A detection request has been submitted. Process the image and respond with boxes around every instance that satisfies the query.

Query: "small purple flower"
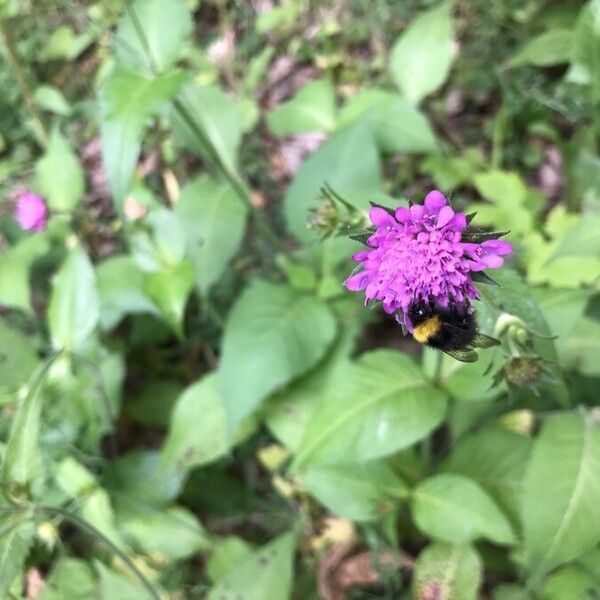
[344,190,512,329]
[14,192,47,232]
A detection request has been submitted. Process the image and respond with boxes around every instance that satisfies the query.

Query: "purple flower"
[344,190,512,329]
[14,192,47,232]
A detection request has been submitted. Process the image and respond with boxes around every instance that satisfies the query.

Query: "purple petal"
[395,206,410,222]
[369,207,395,227]
[424,190,447,212]
[344,271,369,291]
[481,239,513,255]
[437,205,455,227]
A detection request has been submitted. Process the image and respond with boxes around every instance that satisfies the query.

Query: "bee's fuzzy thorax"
[413,315,442,343]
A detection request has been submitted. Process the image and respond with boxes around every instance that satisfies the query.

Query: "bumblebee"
[408,300,499,362]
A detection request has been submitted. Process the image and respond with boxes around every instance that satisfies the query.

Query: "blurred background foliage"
[0,0,599,598]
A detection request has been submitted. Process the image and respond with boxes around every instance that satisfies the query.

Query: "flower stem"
[123,1,285,253]
[0,19,48,146]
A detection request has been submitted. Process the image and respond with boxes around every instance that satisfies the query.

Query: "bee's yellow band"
[413,315,442,343]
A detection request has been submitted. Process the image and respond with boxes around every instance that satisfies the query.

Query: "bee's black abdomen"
[425,304,477,351]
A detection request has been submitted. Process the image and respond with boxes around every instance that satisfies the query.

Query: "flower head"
[344,190,512,328]
[14,192,48,232]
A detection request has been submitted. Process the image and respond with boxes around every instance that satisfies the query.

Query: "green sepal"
[348,231,373,245]
[470,271,500,286]
[462,230,510,243]
[466,211,477,224]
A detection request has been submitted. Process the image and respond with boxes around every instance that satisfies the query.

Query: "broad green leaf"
[472,170,540,234]
[338,90,437,153]
[104,450,185,508]
[174,175,247,295]
[219,280,337,433]
[525,210,600,287]
[48,247,100,352]
[40,558,96,600]
[207,532,295,600]
[266,301,363,452]
[421,148,485,190]
[97,255,159,330]
[284,120,381,242]
[161,373,229,470]
[294,350,447,467]
[142,260,194,337]
[413,543,482,600]
[570,0,600,86]
[81,489,126,549]
[389,2,456,104]
[522,411,600,581]
[540,565,600,599]
[0,318,38,392]
[412,473,515,545]
[95,561,151,600]
[562,316,600,376]
[549,211,600,260]
[114,0,192,72]
[0,516,35,598]
[442,427,532,527]
[207,537,254,582]
[171,83,242,178]
[267,79,336,135]
[302,462,407,521]
[35,128,85,211]
[0,234,49,312]
[579,546,600,579]
[120,506,210,562]
[493,585,531,600]
[509,29,573,67]
[101,69,187,206]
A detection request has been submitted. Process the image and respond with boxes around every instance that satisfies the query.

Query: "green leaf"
[1,356,56,491]
[472,170,539,234]
[34,84,72,115]
[522,410,600,581]
[174,175,248,295]
[293,350,447,467]
[97,255,159,330]
[0,234,49,313]
[540,565,600,599]
[302,462,407,521]
[171,83,242,177]
[104,450,185,508]
[509,29,573,67]
[48,247,100,352]
[570,0,600,86]
[389,2,456,104]
[0,318,38,392]
[493,585,532,600]
[0,516,35,598]
[442,427,532,527]
[35,128,85,211]
[413,543,482,600]
[95,561,150,600]
[101,68,187,206]
[161,373,229,470]
[549,211,600,260]
[219,281,337,433]
[114,0,192,72]
[56,456,97,497]
[267,79,336,135]
[40,558,96,600]
[120,506,210,562]
[411,473,516,545]
[284,120,381,242]
[338,90,437,153]
[142,260,194,337]
[207,532,295,600]
[207,536,254,582]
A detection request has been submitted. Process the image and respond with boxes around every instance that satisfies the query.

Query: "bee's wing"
[472,333,501,348]
[442,348,479,363]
